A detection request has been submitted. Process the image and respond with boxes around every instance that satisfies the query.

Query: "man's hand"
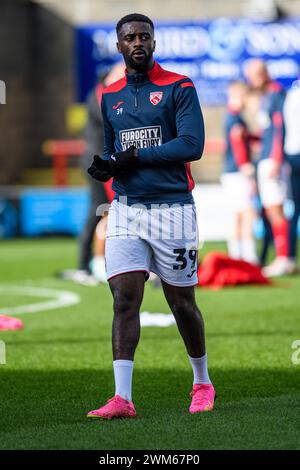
[240,162,255,178]
[88,155,111,182]
[108,145,138,177]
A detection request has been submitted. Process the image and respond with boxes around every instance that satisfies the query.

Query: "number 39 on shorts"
[173,248,198,278]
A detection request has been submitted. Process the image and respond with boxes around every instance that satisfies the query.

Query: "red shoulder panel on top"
[102,76,127,94]
[150,70,189,86]
[148,61,188,86]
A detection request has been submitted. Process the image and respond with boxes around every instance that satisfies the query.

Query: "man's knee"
[109,273,145,316]
[171,295,198,318]
[112,287,142,317]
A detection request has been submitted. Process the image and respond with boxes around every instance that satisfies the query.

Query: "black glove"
[108,145,138,177]
[88,155,111,182]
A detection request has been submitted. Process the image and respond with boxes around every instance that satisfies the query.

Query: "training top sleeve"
[138,81,205,164]
[269,92,285,164]
[101,97,116,161]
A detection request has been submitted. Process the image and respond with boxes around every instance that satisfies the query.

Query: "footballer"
[246,59,290,277]
[87,13,215,419]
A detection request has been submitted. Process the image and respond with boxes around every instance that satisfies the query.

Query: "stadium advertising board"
[75,18,300,105]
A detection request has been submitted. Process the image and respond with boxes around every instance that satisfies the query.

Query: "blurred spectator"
[284,79,300,271]
[71,63,124,285]
[221,81,258,264]
[75,75,109,285]
[245,59,291,277]
[244,88,275,265]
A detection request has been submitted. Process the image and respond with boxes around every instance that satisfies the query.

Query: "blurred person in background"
[74,73,109,285]
[221,81,258,264]
[245,59,291,277]
[284,79,300,272]
[71,64,124,285]
[244,88,274,266]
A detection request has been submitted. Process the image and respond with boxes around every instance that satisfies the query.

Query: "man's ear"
[153,39,156,52]
[116,41,121,53]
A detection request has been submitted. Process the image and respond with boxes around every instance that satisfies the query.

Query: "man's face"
[245,60,269,91]
[117,21,155,72]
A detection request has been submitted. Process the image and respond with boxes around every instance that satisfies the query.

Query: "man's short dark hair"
[116,13,154,36]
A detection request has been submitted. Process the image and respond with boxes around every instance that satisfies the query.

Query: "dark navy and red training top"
[223,109,250,173]
[100,61,205,206]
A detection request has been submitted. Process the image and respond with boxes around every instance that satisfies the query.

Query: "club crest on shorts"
[150,92,163,105]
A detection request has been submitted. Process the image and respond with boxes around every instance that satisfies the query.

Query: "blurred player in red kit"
[221,81,258,264]
[246,59,291,277]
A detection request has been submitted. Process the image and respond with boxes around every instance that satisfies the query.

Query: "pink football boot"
[87,395,136,420]
[189,384,216,413]
[0,315,24,331]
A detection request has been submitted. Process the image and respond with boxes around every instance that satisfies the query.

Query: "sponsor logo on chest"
[119,126,162,150]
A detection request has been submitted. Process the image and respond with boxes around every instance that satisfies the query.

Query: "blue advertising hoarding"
[75,17,300,106]
[20,189,89,237]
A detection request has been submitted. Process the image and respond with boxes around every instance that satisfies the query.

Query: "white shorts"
[221,172,253,213]
[257,159,289,208]
[105,200,199,287]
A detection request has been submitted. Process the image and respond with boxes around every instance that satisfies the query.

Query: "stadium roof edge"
[31,0,300,26]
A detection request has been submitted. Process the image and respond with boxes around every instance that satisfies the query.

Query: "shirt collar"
[125,61,162,85]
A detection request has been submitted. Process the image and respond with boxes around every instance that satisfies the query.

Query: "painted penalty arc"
[0,285,80,315]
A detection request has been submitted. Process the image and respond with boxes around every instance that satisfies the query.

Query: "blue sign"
[20,189,90,237]
[75,18,300,105]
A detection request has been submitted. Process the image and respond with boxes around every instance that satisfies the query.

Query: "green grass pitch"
[0,237,299,450]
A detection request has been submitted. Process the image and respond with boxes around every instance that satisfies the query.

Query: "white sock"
[188,354,211,385]
[90,256,107,282]
[241,239,258,264]
[228,239,241,259]
[113,360,134,402]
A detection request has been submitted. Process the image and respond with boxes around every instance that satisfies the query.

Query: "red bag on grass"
[197,252,270,289]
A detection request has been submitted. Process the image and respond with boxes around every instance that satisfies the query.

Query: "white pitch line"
[140,311,176,327]
[0,285,80,315]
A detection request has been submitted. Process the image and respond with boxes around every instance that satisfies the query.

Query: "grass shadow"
[0,367,299,450]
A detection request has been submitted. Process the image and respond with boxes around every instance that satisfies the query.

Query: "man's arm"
[138,81,205,164]
[269,92,285,165]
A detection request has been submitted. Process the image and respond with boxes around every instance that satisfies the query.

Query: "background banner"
[75,18,300,105]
